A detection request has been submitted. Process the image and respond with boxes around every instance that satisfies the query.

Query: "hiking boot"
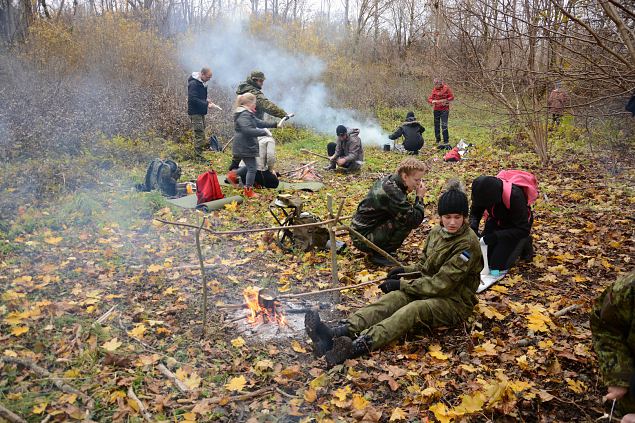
[226,171,240,187]
[243,187,259,198]
[520,237,534,261]
[305,310,350,357]
[437,143,452,150]
[325,335,373,368]
[368,253,395,267]
[323,163,336,171]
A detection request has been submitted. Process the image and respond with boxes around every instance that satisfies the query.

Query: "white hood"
[191,71,208,87]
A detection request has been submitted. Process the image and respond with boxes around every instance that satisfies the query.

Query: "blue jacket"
[188,75,208,116]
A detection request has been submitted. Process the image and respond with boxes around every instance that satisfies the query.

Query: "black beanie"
[438,180,469,217]
[336,125,347,136]
[471,176,503,208]
[406,111,415,119]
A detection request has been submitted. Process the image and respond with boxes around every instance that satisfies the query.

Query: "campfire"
[242,287,287,326]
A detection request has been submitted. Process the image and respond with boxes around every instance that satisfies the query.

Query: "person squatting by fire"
[305,179,484,367]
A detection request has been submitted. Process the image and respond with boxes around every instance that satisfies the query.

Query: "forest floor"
[1,114,634,422]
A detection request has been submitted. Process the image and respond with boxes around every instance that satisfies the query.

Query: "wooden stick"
[210,387,273,404]
[195,218,208,338]
[299,148,330,160]
[337,225,403,267]
[553,304,579,317]
[279,161,317,176]
[0,403,27,423]
[127,386,153,422]
[327,194,338,289]
[154,215,352,236]
[221,136,234,152]
[156,364,190,394]
[94,305,117,325]
[2,356,94,415]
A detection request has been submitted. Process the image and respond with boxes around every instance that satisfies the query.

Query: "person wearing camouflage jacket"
[235,71,287,120]
[591,271,635,419]
[305,180,484,367]
[351,158,427,266]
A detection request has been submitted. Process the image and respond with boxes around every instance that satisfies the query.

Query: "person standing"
[232,93,279,198]
[187,67,221,162]
[388,111,425,154]
[427,78,454,149]
[547,82,570,126]
[232,71,289,171]
[326,125,364,172]
[227,136,280,189]
[351,158,427,266]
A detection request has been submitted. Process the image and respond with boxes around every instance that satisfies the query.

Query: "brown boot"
[243,187,259,198]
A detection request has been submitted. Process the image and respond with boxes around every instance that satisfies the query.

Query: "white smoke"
[178,22,388,146]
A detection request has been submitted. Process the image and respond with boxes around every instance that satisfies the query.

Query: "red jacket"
[428,84,454,111]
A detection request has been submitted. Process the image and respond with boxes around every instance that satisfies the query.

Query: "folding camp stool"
[268,194,303,250]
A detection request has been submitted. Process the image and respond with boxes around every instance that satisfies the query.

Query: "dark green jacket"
[351,173,424,233]
[591,272,635,389]
[235,78,287,120]
[402,223,483,306]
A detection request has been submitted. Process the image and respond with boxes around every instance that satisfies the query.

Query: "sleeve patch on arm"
[459,251,471,262]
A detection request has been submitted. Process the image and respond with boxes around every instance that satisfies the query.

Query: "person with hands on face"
[351,158,428,266]
[304,179,483,368]
[591,272,635,422]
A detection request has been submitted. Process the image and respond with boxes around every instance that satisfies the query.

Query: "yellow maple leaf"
[147,264,163,273]
[351,394,369,410]
[454,391,485,414]
[59,393,77,404]
[304,388,318,403]
[474,340,497,356]
[11,326,29,336]
[182,412,197,422]
[231,337,246,348]
[45,236,63,245]
[389,407,407,421]
[184,372,202,390]
[225,375,246,392]
[32,402,48,414]
[477,304,506,320]
[565,378,586,393]
[291,340,306,353]
[224,201,239,213]
[109,390,126,403]
[309,373,328,389]
[428,402,452,423]
[428,344,449,360]
[254,359,273,372]
[102,338,122,352]
[526,310,552,333]
[332,385,351,402]
[128,324,146,338]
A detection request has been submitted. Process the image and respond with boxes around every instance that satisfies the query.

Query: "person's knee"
[327,142,337,157]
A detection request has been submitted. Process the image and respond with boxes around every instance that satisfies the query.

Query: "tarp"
[166,195,243,210]
[219,180,324,192]
[477,238,507,293]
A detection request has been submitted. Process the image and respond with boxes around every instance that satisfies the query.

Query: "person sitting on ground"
[305,180,483,367]
[227,136,280,189]
[591,271,635,423]
[388,111,425,154]
[469,175,534,274]
[351,158,427,267]
[232,93,280,198]
[230,71,289,171]
[325,125,364,171]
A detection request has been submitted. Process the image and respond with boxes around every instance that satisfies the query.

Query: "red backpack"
[443,147,461,162]
[196,170,224,204]
[496,170,538,209]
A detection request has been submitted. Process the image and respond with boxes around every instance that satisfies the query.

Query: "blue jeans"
[241,157,258,188]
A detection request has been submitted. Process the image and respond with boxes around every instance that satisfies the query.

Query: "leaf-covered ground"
[1,127,634,422]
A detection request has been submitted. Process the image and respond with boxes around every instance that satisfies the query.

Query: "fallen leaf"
[389,407,407,421]
[45,236,63,245]
[352,394,369,410]
[102,338,122,352]
[291,340,306,353]
[231,337,246,348]
[428,344,449,360]
[32,402,48,414]
[225,375,246,392]
[128,324,146,338]
[10,326,29,336]
[304,388,317,403]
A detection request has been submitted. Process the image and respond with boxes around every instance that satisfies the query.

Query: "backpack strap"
[142,159,160,191]
[499,178,512,209]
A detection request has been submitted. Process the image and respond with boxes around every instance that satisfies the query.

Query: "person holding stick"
[305,179,483,367]
[591,271,635,422]
[325,125,364,172]
[351,158,427,266]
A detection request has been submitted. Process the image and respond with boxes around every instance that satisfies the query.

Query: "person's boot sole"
[325,336,353,368]
[304,310,332,357]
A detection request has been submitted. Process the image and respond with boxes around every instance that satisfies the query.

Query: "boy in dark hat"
[388,111,425,154]
[305,179,483,367]
[325,125,364,171]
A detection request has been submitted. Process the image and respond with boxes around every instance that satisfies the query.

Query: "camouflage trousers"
[352,220,412,254]
[347,291,472,349]
[190,114,206,154]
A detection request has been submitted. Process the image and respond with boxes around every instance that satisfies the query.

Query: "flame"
[242,286,287,326]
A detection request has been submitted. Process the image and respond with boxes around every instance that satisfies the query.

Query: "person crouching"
[305,179,483,367]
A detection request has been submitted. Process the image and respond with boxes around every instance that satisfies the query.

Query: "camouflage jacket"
[235,78,287,120]
[351,173,424,232]
[591,272,635,387]
[402,223,483,305]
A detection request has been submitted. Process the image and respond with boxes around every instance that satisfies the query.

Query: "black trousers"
[235,166,279,188]
[433,110,449,144]
[483,218,533,271]
[326,142,360,171]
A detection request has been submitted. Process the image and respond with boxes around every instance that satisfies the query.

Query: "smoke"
[178,23,389,146]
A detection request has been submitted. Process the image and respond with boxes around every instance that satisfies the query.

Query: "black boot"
[369,253,394,267]
[520,237,534,261]
[325,335,373,368]
[305,310,350,357]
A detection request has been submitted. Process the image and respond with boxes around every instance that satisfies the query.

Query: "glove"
[378,279,400,294]
[277,117,286,128]
[483,233,498,246]
[263,128,272,137]
[387,267,405,279]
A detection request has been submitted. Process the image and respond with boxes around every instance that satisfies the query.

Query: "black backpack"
[209,135,221,152]
[136,159,182,196]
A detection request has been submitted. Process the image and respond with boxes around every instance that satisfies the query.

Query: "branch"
[0,403,26,423]
[156,364,190,394]
[337,225,403,267]
[127,386,153,422]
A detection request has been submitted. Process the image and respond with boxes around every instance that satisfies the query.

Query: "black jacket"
[188,75,208,116]
[389,118,425,152]
[232,108,277,158]
[469,176,532,243]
